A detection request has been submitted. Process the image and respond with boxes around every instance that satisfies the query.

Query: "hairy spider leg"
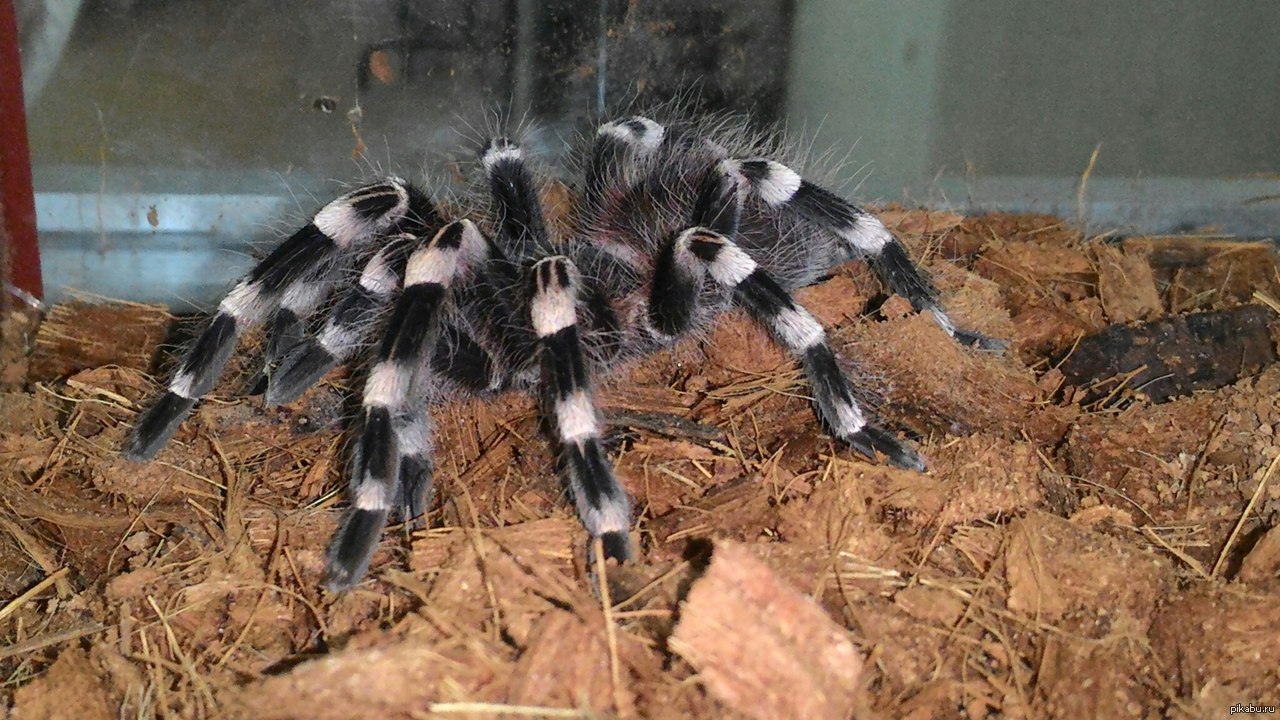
[122,179,439,461]
[485,137,635,562]
[720,158,1005,351]
[532,256,633,562]
[241,274,332,396]
[264,234,419,405]
[680,227,924,470]
[645,163,743,338]
[482,136,553,260]
[326,220,488,591]
[585,116,666,210]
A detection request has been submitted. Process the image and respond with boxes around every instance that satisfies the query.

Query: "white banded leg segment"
[728,160,922,310]
[330,222,481,590]
[800,342,921,470]
[329,394,400,592]
[377,221,483,374]
[533,257,633,561]
[404,220,486,287]
[313,178,413,247]
[566,438,633,558]
[556,390,600,444]
[728,159,890,253]
[688,230,923,470]
[719,159,801,209]
[344,360,414,584]
[685,230,757,287]
[532,257,579,337]
[125,180,434,462]
[269,277,330,352]
[244,178,418,307]
[684,230,823,354]
[246,275,336,396]
[392,409,435,523]
[480,137,523,173]
[361,361,414,409]
[266,235,421,406]
[218,280,272,325]
[323,405,437,592]
[598,116,666,154]
[235,178,420,323]
[587,116,667,206]
[353,476,391,512]
[730,158,1003,349]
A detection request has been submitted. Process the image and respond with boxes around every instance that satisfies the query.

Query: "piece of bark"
[1032,634,1157,719]
[669,540,865,720]
[1148,589,1280,700]
[648,476,779,551]
[11,648,116,720]
[506,610,636,714]
[229,640,503,720]
[1123,236,1280,310]
[1058,304,1277,404]
[28,301,171,383]
[1093,245,1162,323]
[1238,525,1280,584]
[1004,512,1173,631]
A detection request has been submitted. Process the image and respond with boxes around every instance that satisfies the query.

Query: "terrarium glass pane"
[17,0,1280,305]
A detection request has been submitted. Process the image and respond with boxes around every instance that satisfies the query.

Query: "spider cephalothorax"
[122,113,1000,591]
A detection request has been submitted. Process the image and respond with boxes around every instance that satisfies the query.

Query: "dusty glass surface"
[17,0,1280,304]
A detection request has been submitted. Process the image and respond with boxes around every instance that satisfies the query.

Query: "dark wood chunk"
[1059,304,1276,405]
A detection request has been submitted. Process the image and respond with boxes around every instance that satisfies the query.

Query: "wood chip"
[11,648,115,720]
[230,641,503,719]
[29,301,171,383]
[1238,525,1280,584]
[506,610,636,714]
[1094,245,1162,323]
[1004,512,1173,629]
[669,540,864,720]
[1058,304,1277,404]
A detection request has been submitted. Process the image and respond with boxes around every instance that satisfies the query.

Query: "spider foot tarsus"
[325,409,434,592]
[325,507,389,592]
[122,312,238,461]
[951,325,1009,352]
[600,530,633,563]
[846,425,925,472]
[122,392,199,461]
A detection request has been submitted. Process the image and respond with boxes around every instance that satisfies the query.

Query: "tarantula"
[122,113,1000,591]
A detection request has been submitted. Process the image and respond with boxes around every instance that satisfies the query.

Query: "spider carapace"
[122,113,1001,591]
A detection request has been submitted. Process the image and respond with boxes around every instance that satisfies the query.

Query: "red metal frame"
[0,0,42,306]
